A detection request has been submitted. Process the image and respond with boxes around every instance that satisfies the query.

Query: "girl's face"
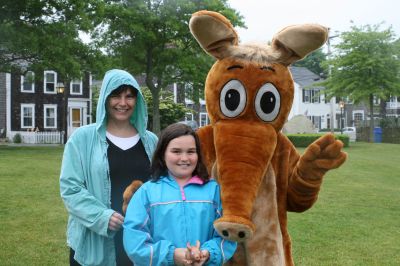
[106,89,136,124]
[164,135,198,181]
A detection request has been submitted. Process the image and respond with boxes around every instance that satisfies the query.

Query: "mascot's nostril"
[238,231,246,238]
[222,230,229,237]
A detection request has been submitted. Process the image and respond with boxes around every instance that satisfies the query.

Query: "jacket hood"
[96,69,148,137]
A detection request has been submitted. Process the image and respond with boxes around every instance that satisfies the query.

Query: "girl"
[60,69,158,266]
[123,123,237,266]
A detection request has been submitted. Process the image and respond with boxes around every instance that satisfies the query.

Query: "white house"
[289,66,342,130]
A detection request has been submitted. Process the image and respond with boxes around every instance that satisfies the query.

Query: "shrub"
[286,133,349,147]
[13,133,22,143]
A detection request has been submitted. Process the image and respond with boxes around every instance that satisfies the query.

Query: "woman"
[60,69,158,266]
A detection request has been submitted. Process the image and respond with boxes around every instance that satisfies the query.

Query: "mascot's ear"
[272,24,329,65]
[189,10,238,59]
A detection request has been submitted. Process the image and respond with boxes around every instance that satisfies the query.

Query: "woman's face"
[106,88,136,124]
[164,135,198,181]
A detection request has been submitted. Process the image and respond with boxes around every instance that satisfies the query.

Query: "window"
[302,89,310,103]
[185,112,194,121]
[199,112,209,127]
[70,79,82,95]
[389,95,397,103]
[353,111,364,126]
[302,89,321,103]
[373,96,380,105]
[311,89,321,103]
[44,104,57,128]
[21,71,35,92]
[307,115,321,130]
[21,104,35,128]
[44,71,57,93]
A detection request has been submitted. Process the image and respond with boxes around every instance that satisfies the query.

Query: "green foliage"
[12,133,22,143]
[318,23,400,141]
[93,0,244,133]
[320,23,400,103]
[379,117,400,128]
[0,0,107,78]
[141,87,190,131]
[293,48,327,76]
[91,85,101,122]
[286,133,349,147]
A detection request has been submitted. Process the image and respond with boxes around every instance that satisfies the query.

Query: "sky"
[227,0,400,44]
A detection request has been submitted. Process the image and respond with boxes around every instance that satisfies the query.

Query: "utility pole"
[327,31,339,132]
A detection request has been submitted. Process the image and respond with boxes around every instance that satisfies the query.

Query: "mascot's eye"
[255,83,281,122]
[220,80,246,118]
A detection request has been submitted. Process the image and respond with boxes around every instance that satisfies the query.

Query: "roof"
[290,66,324,88]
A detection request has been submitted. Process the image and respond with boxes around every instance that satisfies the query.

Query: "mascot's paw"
[298,133,347,180]
[122,180,143,214]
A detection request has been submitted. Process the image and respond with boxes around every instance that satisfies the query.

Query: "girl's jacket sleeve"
[201,187,237,265]
[59,134,114,238]
[123,185,176,266]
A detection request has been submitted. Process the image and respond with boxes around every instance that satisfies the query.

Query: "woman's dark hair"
[109,84,138,97]
[151,122,209,182]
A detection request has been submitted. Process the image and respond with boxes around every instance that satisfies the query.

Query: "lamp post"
[57,82,67,144]
[339,100,344,134]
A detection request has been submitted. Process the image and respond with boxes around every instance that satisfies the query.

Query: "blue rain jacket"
[123,175,237,266]
[60,69,158,266]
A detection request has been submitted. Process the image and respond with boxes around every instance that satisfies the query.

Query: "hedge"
[285,133,349,148]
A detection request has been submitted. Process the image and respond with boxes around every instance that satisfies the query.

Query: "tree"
[0,0,106,79]
[293,48,327,77]
[321,23,400,141]
[141,87,190,131]
[93,0,244,133]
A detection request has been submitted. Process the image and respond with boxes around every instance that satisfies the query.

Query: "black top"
[107,137,151,266]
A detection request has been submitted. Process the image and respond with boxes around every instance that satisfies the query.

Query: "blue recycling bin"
[373,127,382,143]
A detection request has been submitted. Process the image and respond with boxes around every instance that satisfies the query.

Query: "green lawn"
[0,143,399,265]
[289,143,400,265]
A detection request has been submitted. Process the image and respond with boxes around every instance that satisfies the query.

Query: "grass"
[289,142,400,265]
[0,145,68,266]
[0,143,399,265]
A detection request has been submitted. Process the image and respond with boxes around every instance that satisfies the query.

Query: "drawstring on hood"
[96,69,148,139]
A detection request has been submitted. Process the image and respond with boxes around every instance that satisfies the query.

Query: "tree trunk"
[369,94,374,142]
[193,84,201,124]
[177,83,185,104]
[379,97,387,118]
[151,88,160,134]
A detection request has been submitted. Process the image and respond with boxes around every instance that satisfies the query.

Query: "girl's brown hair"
[151,123,209,182]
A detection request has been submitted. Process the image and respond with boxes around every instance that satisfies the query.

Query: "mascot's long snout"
[213,120,277,242]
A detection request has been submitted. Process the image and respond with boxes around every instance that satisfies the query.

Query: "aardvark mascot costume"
[189,10,347,265]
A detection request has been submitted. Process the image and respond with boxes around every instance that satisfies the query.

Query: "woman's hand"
[108,212,124,231]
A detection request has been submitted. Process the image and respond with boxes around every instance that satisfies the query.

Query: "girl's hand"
[174,248,191,266]
[108,212,124,231]
[186,240,201,262]
[193,250,209,266]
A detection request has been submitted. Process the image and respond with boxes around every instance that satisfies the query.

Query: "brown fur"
[122,180,143,215]
[189,10,347,266]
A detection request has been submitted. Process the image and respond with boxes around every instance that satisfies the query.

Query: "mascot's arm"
[285,133,347,212]
[197,125,216,175]
[122,180,143,215]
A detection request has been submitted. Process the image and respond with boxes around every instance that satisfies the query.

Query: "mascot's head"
[190,10,328,242]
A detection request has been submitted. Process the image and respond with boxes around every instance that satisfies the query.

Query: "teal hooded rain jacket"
[60,69,158,266]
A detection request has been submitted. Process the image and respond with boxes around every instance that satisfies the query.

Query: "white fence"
[12,131,64,144]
